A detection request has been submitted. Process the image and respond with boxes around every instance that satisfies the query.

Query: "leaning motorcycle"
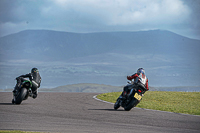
[12,80,33,105]
[114,82,147,111]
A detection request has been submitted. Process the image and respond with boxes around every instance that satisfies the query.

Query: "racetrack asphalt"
[0,92,200,133]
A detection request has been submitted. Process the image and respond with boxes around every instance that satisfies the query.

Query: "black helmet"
[31,68,38,73]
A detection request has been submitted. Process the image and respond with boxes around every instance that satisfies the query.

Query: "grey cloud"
[0,0,199,39]
[182,0,200,38]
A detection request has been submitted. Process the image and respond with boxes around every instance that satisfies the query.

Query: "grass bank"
[97,91,200,115]
[0,131,42,133]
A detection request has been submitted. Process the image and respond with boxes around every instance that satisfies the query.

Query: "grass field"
[97,91,200,115]
[0,131,42,133]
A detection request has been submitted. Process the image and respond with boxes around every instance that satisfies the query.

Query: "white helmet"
[137,68,145,75]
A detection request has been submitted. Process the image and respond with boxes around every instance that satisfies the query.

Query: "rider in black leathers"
[13,68,41,99]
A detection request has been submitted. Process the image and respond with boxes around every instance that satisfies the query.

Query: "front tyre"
[12,99,15,104]
[15,88,27,105]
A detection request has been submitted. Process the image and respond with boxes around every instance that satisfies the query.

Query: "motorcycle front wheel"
[15,88,27,105]
[114,99,120,110]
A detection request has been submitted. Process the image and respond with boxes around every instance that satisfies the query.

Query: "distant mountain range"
[1,29,199,61]
[0,29,199,91]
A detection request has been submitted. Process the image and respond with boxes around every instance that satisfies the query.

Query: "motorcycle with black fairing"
[12,79,33,105]
[114,81,147,111]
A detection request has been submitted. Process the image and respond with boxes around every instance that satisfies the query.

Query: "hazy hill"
[0,29,199,90]
[0,30,199,62]
[39,83,122,93]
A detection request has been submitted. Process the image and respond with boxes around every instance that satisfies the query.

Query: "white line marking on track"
[93,95,114,104]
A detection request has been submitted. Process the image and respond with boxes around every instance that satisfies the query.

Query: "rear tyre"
[124,98,137,111]
[15,88,27,105]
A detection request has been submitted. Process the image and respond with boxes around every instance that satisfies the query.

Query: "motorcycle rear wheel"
[15,88,27,105]
[124,98,138,111]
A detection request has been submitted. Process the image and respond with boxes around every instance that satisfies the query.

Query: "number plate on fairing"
[134,93,142,100]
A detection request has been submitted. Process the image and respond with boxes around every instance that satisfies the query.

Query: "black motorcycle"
[114,82,147,111]
[12,80,33,105]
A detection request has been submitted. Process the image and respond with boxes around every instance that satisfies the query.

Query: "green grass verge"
[97,91,200,115]
[0,131,43,133]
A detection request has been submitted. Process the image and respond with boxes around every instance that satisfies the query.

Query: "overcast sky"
[0,0,200,39]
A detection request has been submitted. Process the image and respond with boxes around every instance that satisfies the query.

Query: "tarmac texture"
[0,92,200,133]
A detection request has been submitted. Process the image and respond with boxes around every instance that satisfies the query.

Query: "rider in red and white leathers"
[127,68,149,91]
[121,68,149,97]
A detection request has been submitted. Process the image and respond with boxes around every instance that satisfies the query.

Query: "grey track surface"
[0,92,200,133]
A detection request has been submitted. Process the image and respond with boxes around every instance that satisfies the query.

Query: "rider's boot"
[32,90,38,99]
[29,90,38,99]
